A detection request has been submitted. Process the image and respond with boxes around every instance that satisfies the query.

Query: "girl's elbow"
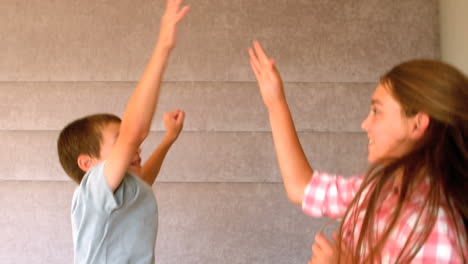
[286,190,304,205]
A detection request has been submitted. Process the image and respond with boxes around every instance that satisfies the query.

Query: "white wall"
[440,0,468,74]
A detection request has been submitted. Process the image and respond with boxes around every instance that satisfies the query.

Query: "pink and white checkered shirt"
[302,171,467,263]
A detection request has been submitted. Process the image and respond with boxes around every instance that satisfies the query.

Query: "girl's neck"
[392,166,427,194]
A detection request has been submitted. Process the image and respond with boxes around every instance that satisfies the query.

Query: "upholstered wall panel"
[0,181,326,264]
[0,131,367,182]
[0,0,438,82]
[1,82,373,132]
[0,0,439,262]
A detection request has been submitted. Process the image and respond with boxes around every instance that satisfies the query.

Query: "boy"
[56,0,189,263]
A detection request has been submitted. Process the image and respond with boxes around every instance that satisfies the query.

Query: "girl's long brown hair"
[336,59,468,263]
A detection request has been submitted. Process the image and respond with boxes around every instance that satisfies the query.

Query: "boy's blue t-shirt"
[71,162,158,264]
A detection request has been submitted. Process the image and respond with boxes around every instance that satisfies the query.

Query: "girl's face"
[361,83,416,164]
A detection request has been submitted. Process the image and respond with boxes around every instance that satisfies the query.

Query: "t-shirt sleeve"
[79,161,124,213]
[302,171,364,218]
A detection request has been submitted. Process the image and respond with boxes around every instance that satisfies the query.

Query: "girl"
[248,41,467,263]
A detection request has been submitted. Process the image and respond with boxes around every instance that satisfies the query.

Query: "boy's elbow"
[137,130,149,142]
[121,127,149,145]
[131,125,149,142]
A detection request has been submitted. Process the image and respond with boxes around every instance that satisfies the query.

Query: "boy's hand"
[163,109,185,142]
[158,0,190,50]
[248,41,286,110]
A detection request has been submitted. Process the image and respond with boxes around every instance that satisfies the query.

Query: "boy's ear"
[410,112,430,140]
[77,154,95,172]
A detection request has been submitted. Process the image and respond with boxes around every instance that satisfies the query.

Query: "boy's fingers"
[168,110,184,124]
[176,111,185,123]
[169,109,181,117]
[164,110,178,120]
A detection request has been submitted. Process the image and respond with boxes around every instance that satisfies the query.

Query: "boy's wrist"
[162,132,178,145]
[154,42,173,55]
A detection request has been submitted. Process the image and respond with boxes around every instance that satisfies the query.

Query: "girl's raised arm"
[249,41,313,204]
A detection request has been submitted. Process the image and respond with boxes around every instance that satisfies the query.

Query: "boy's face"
[97,122,142,175]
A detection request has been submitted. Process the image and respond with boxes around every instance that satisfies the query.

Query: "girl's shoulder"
[394,179,467,263]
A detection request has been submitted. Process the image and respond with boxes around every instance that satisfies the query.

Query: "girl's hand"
[158,0,190,50]
[163,109,185,142]
[309,233,338,264]
[308,233,351,264]
[248,41,286,110]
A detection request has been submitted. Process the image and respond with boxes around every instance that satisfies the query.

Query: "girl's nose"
[361,115,369,132]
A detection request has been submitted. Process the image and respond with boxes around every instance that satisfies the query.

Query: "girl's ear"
[77,154,96,172]
[410,112,430,140]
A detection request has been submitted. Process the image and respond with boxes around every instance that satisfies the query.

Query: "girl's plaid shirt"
[302,171,467,263]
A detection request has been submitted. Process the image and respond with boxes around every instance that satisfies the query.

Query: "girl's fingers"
[312,242,322,254]
[314,233,334,250]
[253,41,270,66]
[269,58,275,66]
[248,47,257,62]
[166,0,180,12]
[249,49,262,78]
[250,59,261,80]
[248,48,262,71]
[175,5,190,22]
[332,232,338,243]
[249,48,263,78]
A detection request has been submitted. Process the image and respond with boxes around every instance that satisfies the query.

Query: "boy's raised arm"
[140,109,185,185]
[105,0,189,192]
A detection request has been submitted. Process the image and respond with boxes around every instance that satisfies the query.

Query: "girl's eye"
[371,107,379,115]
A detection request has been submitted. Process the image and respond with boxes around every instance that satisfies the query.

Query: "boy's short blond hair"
[57,114,121,184]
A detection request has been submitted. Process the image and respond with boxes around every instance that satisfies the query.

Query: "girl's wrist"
[267,98,289,114]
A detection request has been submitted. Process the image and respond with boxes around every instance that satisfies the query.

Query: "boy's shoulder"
[73,162,153,213]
